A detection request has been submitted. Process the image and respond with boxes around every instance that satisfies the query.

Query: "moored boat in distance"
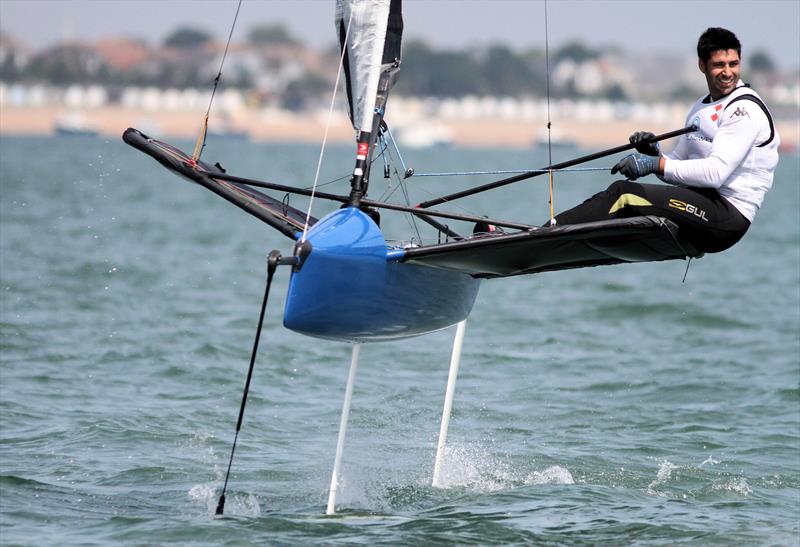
[206,116,249,140]
[53,112,99,136]
[392,122,453,148]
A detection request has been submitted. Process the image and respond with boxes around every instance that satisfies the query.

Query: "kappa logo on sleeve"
[732,106,750,118]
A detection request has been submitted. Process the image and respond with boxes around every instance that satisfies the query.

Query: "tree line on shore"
[0,23,781,108]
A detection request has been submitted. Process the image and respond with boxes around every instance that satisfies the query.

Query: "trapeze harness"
[554,83,779,253]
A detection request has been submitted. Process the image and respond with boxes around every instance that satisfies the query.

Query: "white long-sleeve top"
[662,82,780,222]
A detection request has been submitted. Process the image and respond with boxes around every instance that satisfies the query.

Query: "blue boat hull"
[284,208,481,343]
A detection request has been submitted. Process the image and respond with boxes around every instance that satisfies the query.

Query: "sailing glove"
[611,153,659,180]
[630,131,660,156]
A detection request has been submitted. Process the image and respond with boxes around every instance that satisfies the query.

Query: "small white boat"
[392,122,453,148]
[206,117,249,140]
[54,113,99,136]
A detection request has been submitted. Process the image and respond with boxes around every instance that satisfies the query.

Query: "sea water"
[1,135,798,545]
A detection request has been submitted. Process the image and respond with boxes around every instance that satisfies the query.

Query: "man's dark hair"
[697,28,741,62]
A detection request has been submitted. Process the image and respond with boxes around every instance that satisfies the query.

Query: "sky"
[1,0,799,70]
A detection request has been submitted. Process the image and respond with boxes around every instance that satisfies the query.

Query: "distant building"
[94,38,150,72]
[0,34,31,80]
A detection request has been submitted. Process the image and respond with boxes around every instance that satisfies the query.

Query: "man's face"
[699,49,741,100]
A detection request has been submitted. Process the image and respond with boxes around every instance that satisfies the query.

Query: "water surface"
[1,135,798,545]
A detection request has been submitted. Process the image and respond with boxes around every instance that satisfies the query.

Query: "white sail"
[336,0,393,133]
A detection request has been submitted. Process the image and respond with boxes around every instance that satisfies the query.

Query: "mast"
[336,0,403,207]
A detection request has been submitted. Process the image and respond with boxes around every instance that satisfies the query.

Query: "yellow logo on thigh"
[669,199,708,221]
[608,194,653,214]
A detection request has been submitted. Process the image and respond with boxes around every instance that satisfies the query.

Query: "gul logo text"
[669,199,709,221]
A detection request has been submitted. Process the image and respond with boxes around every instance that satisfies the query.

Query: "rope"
[682,257,693,283]
[548,169,556,224]
[370,133,420,241]
[384,125,410,176]
[544,0,556,225]
[409,167,610,177]
[378,141,457,206]
[301,8,354,241]
[192,0,243,162]
[380,132,423,243]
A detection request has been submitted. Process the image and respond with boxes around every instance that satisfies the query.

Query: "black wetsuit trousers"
[552,180,750,253]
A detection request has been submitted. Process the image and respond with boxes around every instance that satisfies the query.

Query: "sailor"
[553,27,780,253]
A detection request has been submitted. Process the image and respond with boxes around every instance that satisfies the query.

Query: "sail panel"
[336,0,392,132]
[382,0,403,65]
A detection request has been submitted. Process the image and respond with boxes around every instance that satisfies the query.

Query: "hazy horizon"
[1,0,799,71]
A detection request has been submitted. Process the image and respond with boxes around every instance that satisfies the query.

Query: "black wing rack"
[403,216,702,279]
[123,128,313,239]
[123,128,702,278]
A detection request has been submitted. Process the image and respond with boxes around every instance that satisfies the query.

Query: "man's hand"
[611,153,659,180]
[630,131,660,156]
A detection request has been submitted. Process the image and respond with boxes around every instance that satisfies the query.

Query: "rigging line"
[544,0,556,225]
[384,142,464,244]
[375,138,395,202]
[384,125,410,176]
[208,171,537,230]
[302,152,389,192]
[378,143,392,199]
[374,137,406,203]
[382,137,423,243]
[380,125,464,240]
[301,8,354,242]
[682,257,693,283]
[544,0,553,168]
[410,167,611,177]
[382,167,489,223]
[192,0,243,162]
[383,128,487,237]
[399,196,425,245]
[390,163,496,219]
[370,129,472,214]
[301,173,350,191]
[370,133,411,204]
[361,136,401,202]
[376,135,466,242]
[373,134,418,234]
[379,127,465,241]
[548,168,555,223]
[378,143,482,221]
[415,124,697,208]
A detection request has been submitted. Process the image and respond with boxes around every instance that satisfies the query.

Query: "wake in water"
[433,441,574,491]
[188,484,261,517]
[646,457,753,498]
[286,439,579,515]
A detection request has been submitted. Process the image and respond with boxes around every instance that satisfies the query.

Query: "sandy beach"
[1,105,797,151]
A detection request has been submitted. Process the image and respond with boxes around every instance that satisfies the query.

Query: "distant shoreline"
[1,105,797,151]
